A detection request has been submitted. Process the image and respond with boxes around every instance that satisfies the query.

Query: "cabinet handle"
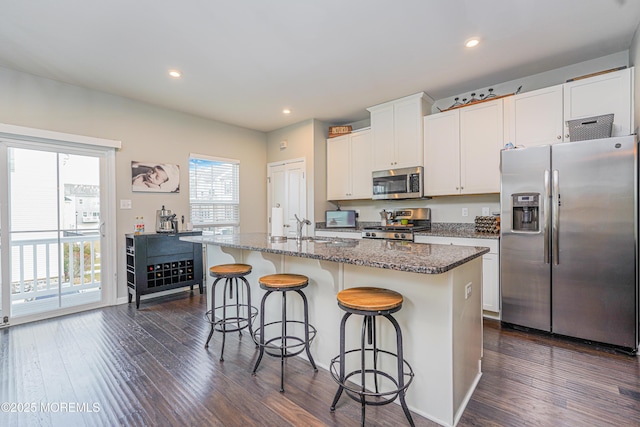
[565,134,570,139]
[557,135,561,140]
[456,187,459,190]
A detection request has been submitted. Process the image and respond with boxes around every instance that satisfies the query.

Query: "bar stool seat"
[204,263,258,361]
[209,263,252,277]
[330,286,415,426]
[252,273,317,392]
[336,286,404,312]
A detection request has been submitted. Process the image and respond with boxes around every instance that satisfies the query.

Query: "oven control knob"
[371,232,376,237]
[400,233,406,239]
[394,233,400,239]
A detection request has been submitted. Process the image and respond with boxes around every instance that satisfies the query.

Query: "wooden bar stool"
[329,287,415,426]
[252,273,317,392]
[204,263,258,361]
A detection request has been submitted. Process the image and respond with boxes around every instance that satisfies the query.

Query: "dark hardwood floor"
[1,291,639,426]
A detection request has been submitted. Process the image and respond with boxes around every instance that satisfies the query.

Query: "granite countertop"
[416,223,499,240]
[181,232,489,274]
[316,222,500,240]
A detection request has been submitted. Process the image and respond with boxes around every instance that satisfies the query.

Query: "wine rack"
[126,231,203,308]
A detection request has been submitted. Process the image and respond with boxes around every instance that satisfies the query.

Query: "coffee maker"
[156,205,178,233]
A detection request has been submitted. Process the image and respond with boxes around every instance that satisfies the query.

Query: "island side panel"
[451,257,483,425]
[343,257,482,427]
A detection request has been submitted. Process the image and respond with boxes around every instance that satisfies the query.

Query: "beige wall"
[0,66,268,300]
[266,118,332,224]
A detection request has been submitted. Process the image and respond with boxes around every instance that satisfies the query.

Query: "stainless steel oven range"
[361,208,431,241]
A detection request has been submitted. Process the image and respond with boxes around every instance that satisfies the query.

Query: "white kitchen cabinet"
[564,67,633,139]
[424,98,505,196]
[509,68,634,146]
[326,128,372,200]
[460,99,505,194]
[508,84,564,147]
[367,92,432,170]
[414,235,500,317]
[423,110,460,195]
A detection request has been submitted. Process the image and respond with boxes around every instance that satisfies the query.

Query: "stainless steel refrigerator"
[500,135,638,351]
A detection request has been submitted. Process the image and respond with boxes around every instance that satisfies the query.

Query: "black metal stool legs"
[297,289,318,372]
[252,286,317,393]
[329,310,415,427]
[204,276,223,350]
[205,273,256,361]
[385,313,414,427]
[251,289,270,378]
[330,311,351,410]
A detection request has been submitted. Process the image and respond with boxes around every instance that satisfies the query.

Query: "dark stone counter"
[181,232,489,274]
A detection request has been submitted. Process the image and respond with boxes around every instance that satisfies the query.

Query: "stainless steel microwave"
[372,166,424,200]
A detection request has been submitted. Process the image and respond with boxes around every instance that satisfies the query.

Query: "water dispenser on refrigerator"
[511,193,540,232]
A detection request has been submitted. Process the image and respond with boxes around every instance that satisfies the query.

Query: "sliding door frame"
[0,124,120,327]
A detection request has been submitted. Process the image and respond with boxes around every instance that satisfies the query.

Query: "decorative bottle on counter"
[134,216,145,234]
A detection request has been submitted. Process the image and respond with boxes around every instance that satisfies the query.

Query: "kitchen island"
[181,233,489,427]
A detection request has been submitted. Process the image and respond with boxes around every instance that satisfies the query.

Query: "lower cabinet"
[414,235,500,317]
[126,231,203,308]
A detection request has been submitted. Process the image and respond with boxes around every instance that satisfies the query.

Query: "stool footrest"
[204,304,258,332]
[329,348,414,404]
[252,320,317,357]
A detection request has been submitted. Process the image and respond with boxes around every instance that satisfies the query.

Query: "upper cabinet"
[564,67,633,139]
[509,67,633,147]
[326,128,372,200]
[424,98,506,196]
[423,110,460,195]
[367,92,433,171]
[508,84,564,146]
[460,99,506,194]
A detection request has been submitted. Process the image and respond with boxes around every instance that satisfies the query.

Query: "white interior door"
[267,159,307,237]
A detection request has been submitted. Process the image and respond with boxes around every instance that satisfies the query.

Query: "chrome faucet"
[294,214,311,240]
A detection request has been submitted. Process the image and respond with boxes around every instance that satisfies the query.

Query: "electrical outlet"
[482,207,490,216]
[462,208,468,217]
[465,283,472,299]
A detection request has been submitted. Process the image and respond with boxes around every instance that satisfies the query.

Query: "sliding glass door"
[0,136,114,325]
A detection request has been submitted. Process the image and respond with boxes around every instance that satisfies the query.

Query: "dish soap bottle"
[134,216,145,234]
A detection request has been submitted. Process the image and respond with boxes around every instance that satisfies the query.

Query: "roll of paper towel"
[271,207,284,237]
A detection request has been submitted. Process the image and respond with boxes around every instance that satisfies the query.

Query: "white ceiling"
[1,0,639,133]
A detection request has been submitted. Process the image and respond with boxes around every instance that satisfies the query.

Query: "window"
[189,154,240,234]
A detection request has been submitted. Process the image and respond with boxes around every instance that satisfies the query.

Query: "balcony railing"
[8,233,101,316]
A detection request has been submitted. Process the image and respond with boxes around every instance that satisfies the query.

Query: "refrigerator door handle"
[544,170,550,264]
[552,169,560,265]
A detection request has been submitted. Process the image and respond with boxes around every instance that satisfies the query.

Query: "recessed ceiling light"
[465,38,480,48]
[168,69,182,78]
[282,108,291,115]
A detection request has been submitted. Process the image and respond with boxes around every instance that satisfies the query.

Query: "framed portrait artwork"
[131,161,180,193]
